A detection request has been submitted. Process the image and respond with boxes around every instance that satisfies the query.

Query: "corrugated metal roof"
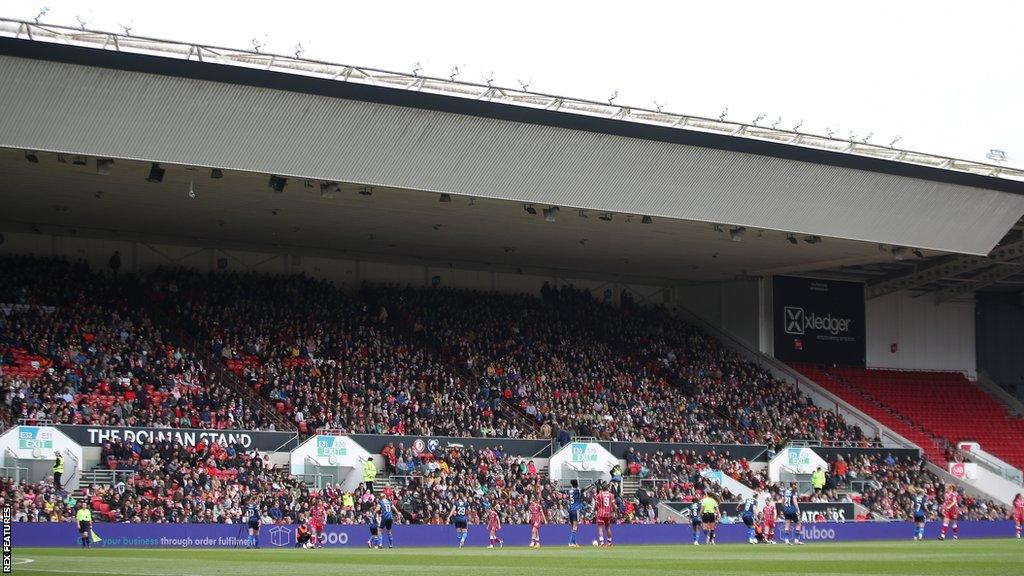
[1,53,1022,256]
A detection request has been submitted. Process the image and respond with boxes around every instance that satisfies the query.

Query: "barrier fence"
[10,521,1016,548]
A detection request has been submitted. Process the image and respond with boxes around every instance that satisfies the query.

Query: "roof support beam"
[933,257,1024,303]
[866,239,1024,299]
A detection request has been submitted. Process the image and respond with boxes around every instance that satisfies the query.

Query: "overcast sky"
[5,0,1022,168]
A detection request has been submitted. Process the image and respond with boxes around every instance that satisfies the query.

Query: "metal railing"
[79,469,136,487]
[0,466,29,483]
[790,438,886,449]
[1,18,1020,183]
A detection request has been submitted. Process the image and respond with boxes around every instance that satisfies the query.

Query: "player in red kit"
[939,484,960,540]
[487,505,503,548]
[310,499,327,548]
[528,500,546,548]
[762,499,777,544]
[1012,493,1023,539]
[594,482,615,547]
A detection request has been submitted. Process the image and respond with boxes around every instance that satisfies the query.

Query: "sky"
[4,0,1022,168]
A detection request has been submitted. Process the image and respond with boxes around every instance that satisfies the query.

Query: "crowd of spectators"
[832,453,1008,521]
[368,282,868,448]
[0,256,265,429]
[146,270,526,438]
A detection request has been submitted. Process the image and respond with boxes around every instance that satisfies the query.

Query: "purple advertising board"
[10,521,1017,548]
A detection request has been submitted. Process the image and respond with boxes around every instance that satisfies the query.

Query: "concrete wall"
[866,291,976,377]
[674,279,760,350]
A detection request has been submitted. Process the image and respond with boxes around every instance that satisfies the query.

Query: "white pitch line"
[12,558,35,565]
[17,568,197,576]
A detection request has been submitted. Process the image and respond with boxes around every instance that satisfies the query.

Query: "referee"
[52,451,64,491]
[76,502,93,548]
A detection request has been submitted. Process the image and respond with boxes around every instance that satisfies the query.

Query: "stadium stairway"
[136,284,294,432]
[376,308,542,437]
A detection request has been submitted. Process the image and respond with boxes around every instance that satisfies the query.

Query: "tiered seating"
[791,364,947,464]
[145,270,528,439]
[0,256,267,430]
[793,364,1024,469]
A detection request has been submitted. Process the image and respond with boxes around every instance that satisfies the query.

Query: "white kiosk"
[0,425,84,491]
[549,441,618,486]
[289,432,371,491]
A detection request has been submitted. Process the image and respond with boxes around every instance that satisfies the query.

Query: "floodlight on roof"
[786,233,797,245]
[803,235,821,244]
[986,149,1008,163]
[439,193,452,203]
[210,168,223,179]
[729,227,746,242]
[96,158,114,175]
[641,216,653,224]
[524,204,537,215]
[24,150,38,163]
[598,213,613,222]
[542,206,559,222]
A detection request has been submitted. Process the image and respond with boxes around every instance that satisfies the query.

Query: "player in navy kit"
[782,483,802,545]
[912,488,929,541]
[245,498,261,549]
[739,496,757,544]
[379,495,397,548]
[447,497,470,548]
[566,479,584,547]
[689,500,702,545]
[367,512,381,549]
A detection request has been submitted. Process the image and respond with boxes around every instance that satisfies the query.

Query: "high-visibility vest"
[53,457,64,475]
[76,508,92,522]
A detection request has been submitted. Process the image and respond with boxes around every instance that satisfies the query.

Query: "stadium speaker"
[439,193,452,203]
[96,158,115,175]
[786,233,798,245]
[268,175,287,193]
[71,155,88,166]
[729,227,746,242]
[210,168,224,179]
[24,150,38,163]
[542,206,559,222]
[320,182,339,198]
[641,215,653,224]
[524,204,537,215]
[146,163,165,183]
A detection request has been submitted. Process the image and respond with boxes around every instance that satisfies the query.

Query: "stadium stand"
[0,256,271,430]
[0,257,1011,525]
[792,364,1024,470]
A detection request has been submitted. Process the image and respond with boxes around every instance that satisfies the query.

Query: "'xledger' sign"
[773,276,865,365]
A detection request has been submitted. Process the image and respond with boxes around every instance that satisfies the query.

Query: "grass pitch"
[13,540,1024,576]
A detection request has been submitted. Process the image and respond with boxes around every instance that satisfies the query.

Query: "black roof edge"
[2,36,1022,196]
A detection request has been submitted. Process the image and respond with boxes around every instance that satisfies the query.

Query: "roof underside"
[1,150,941,285]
